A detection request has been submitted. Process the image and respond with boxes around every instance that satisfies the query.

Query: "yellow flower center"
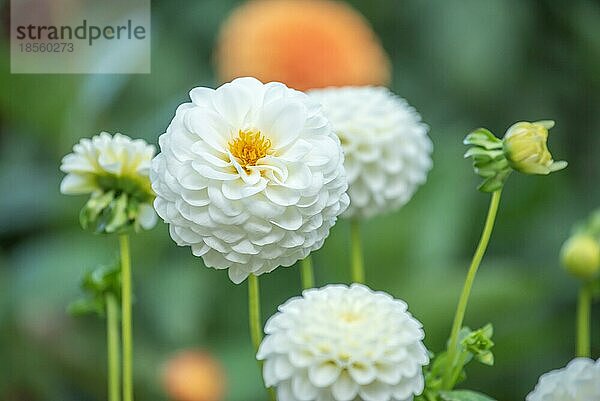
[339,311,362,323]
[228,130,272,169]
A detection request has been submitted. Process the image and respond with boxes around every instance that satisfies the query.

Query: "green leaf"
[464,147,503,160]
[80,191,115,230]
[69,262,121,318]
[68,298,104,317]
[105,193,129,233]
[477,178,504,193]
[82,263,121,296]
[463,128,503,150]
[439,390,497,401]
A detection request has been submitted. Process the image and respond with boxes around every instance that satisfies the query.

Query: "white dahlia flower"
[308,87,432,219]
[60,132,157,232]
[257,284,429,401]
[526,358,600,401]
[151,77,349,283]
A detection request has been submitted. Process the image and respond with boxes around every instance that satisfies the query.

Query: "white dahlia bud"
[60,132,157,233]
[526,358,600,401]
[151,77,349,283]
[257,284,429,401]
[308,87,432,219]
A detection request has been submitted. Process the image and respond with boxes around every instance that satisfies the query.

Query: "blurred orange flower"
[162,350,226,401]
[215,0,391,91]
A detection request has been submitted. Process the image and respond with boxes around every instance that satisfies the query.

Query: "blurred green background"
[1,0,599,400]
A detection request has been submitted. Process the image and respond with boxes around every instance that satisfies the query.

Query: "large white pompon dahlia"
[308,87,432,219]
[257,284,429,401]
[151,77,349,284]
[526,358,600,401]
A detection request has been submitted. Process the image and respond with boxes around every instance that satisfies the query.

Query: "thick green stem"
[576,282,592,358]
[105,293,121,401]
[300,256,315,289]
[248,275,276,401]
[350,220,365,284]
[119,234,133,401]
[442,190,502,389]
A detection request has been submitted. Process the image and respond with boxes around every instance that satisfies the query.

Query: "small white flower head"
[60,132,157,233]
[151,77,349,283]
[308,86,432,219]
[526,358,600,401]
[257,284,429,401]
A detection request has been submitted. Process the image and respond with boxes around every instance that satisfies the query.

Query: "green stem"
[248,274,262,353]
[119,234,133,401]
[106,293,121,401]
[248,275,276,401]
[442,190,502,389]
[300,256,315,289]
[576,282,592,358]
[350,220,365,284]
[448,350,468,389]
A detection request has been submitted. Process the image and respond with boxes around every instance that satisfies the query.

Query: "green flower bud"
[502,121,567,175]
[461,324,495,366]
[560,234,600,280]
[464,128,512,192]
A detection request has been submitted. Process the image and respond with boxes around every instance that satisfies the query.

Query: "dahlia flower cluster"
[60,57,575,401]
[57,2,580,401]
[61,74,434,401]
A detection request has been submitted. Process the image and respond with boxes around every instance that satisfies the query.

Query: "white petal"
[191,161,238,181]
[292,373,319,401]
[265,185,301,207]
[212,79,257,128]
[275,356,295,381]
[185,108,231,152]
[270,207,303,231]
[280,139,313,162]
[222,179,267,200]
[360,380,391,401]
[260,96,307,150]
[262,358,277,387]
[227,265,249,284]
[60,173,96,194]
[375,363,401,385]
[138,203,158,229]
[348,361,377,385]
[309,362,341,388]
[189,87,215,106]
[277,381,296,401]
[331,371,359,401]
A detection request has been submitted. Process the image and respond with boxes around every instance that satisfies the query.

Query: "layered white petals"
[308,87,432,219]
[60,132,155,184]
[526,358,600,401]
[59,132,157,229]
[257,284,429,401]
[151,77,349,283]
